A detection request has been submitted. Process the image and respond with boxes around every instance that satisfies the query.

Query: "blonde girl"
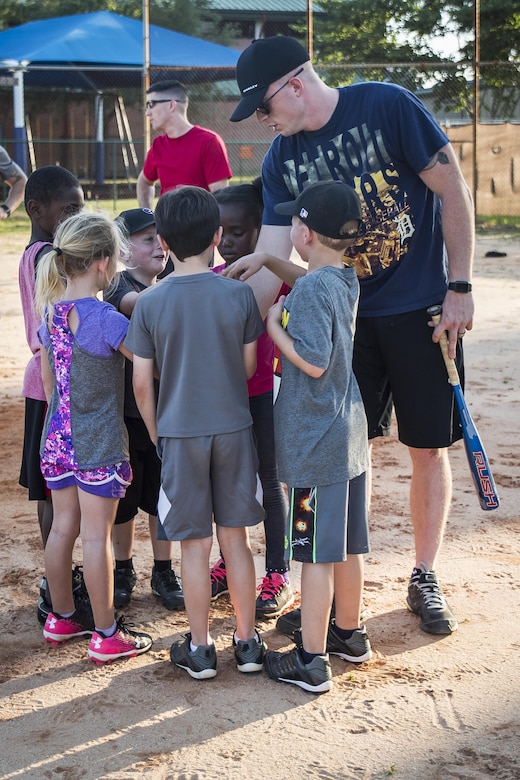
[36,211,152,664]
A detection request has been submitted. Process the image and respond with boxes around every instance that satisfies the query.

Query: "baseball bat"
[428,304,499,510]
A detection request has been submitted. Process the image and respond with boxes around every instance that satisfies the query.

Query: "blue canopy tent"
[0,11,240,176]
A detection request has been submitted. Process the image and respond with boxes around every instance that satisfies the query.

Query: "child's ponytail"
[35,248,66,326]
[35,211,127,327]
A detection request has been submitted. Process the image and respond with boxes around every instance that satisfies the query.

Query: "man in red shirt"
[137,80,232,207]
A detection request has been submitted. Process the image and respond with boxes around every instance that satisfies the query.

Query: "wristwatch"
[448,281,472,293]
[1,204,10,217]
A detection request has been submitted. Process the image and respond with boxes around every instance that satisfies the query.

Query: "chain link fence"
[1,60,519,221]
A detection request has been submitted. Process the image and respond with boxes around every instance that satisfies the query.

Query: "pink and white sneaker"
[43,611,92,646]
[88,618,153,665]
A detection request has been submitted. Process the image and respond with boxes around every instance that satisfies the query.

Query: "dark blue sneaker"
[151,567,184,610]
[114,567,137,608]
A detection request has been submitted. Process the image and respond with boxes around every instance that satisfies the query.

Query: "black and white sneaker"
[264,646,332,694]
[37,566,93,627]
[275,599,368,638]
[170,633,217,680]
[233,630,267,673]
[407,568,458,635]
[326,622,372,663]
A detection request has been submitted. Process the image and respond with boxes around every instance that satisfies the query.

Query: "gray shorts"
[286,472,369,563]
[156,427,266,541]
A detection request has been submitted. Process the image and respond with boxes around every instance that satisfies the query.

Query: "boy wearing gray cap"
[105,208,184,612]
[263,181,370,694]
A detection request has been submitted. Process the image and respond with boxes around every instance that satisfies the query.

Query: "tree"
[309,0,448,91]
[311,0,520,118]
[0,0,229,41]
[405,0,520,117]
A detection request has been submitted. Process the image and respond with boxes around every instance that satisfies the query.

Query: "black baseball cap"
[116,208,155,235]
[274,182,362,239]
[230,36,310,122]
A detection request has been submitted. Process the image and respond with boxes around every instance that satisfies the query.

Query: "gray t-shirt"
[0,145,22,181]
[274,266,369,487]
[125,272,264,437]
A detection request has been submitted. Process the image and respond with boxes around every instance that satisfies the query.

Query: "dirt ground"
[0,227,519,780]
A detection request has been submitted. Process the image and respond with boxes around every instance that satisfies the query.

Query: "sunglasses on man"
[255,68,304,116]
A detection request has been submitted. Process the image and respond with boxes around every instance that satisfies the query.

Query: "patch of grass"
[0,197,141,240]
[476,215,520,235]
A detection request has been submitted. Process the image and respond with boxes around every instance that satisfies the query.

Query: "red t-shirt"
[143,126,232,193]
[213,262,290,397]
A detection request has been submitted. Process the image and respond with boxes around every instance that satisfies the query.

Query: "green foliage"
[399,0,520,64]
[0,0,229,42]
[1,0,519,118]
[312,0,519,66]
[2,0,519,66]
[0,0,125,28]
[309,0,520,115]
[313,0,419,64]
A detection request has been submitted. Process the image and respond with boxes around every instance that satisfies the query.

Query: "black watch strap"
[1,204,11,217]
[448,281,472,293]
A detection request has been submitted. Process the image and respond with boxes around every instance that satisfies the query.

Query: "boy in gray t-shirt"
[263,181,370,694]
[125,186,267,680]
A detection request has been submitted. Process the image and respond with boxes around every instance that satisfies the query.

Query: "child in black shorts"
[105,208,184,611]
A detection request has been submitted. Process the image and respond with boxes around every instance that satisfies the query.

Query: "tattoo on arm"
[424,151,450,170]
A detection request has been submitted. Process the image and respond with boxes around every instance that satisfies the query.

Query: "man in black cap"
[228,36,475,639]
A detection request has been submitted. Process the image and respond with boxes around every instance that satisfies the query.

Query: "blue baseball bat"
[428,305,499,511]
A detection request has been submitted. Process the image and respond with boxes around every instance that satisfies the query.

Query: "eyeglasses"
[255,67,304,116]
[145,99,177,109]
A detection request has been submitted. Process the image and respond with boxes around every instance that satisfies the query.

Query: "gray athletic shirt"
[125,272,264,437]
[0,145,21,181]
[274,266,369,487]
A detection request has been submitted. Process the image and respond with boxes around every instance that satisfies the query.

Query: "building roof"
[0,11,239,89]
[207,0,324,20]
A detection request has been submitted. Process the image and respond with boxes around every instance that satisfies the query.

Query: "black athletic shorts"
[114,416,161,524]
[353,306,464,449]
[19,397,48,501]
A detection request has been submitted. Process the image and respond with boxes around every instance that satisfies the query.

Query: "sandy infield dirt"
[0,227,519,780]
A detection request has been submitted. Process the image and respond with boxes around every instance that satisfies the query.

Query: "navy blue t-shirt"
[262,82,450,317]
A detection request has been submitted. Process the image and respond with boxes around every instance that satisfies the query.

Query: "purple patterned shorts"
[44,461,133,498]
